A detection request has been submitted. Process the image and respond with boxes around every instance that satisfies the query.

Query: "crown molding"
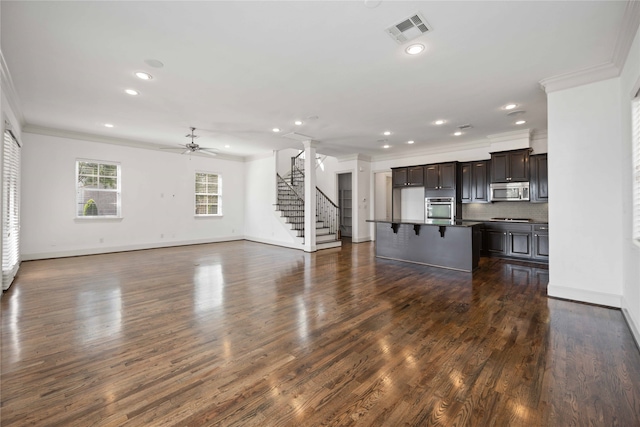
[23,124,244,162]
[540,0,640,94]
[612,0,640,71]
[370,138,491,163]
[487,129,531,144]
[0,49,25,127]
[539,62,620,93]
[335,153,372,162]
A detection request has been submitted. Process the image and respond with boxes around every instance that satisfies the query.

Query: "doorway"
[338,173,352,237]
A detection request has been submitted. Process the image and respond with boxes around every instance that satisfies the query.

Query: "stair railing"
[291,151,304,186]
[276,173,305,236]
[316,187,339,237]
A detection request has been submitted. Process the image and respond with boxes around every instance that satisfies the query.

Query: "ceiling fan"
[161,127,218,156]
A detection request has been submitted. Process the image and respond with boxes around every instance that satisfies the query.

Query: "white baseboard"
[621,304,640,351]
[21,236,244,260]
[547,282,621,308]
[351,236,372,243]
[244,236,304,251]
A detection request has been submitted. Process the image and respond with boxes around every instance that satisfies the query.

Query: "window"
[2,129,20,290]
[76,160,121,217]
[633,94,640,245]
[195,172,221,216]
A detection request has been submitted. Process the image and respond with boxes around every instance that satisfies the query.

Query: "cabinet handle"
[535,234,538,237]
[504,233,507,236]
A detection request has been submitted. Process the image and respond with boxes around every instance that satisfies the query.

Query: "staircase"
[275,156,341,250]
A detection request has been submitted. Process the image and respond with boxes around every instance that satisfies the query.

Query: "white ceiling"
[0,1,633,159]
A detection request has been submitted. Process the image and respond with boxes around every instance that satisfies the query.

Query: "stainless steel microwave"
[490,182,530,202]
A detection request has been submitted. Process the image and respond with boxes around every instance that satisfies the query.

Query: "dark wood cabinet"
[530,154,548,203]
[392,166,424,187]
[424,162,456,190]
[482,222,547,263]
[486,228,507,255]
[533,224,549,260]
[507,230,532,258]
[491,149,530,183]
[461,160,490,203]
[392,168,407,187]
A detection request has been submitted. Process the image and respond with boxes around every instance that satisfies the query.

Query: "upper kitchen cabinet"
[490,149,531,183]
[530,154,548,203]
[392,166,424,187]
[461,160,490,203]
[424,162,456,190]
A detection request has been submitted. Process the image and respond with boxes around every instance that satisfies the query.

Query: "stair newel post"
[303,140,318,252]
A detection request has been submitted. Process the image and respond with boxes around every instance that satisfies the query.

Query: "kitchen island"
[368,219,483,272]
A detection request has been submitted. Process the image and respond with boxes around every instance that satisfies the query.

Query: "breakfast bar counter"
[367,219,483,272]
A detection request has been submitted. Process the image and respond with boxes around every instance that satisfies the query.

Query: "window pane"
[100,164,118,177]
[79,162,98,176]
[99,177,117,189]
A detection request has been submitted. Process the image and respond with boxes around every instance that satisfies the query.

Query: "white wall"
[620,25,640,341]
[243,153,300,248]
[21,132,245,259]
[547,78,624,307]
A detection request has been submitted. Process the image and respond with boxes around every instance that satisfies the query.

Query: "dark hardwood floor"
[2,240,640,426]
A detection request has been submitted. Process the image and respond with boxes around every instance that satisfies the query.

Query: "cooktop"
[490,218,532,223]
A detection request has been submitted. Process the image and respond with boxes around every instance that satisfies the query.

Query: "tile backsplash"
[462,202,548,222]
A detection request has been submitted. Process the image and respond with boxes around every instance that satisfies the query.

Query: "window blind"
[633,95,640,246]
[2,129,21,291]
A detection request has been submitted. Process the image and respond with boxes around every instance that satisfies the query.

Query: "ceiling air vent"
[386,12,432,44]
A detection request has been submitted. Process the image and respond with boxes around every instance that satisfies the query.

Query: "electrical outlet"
[160,233,164,238]
[99,238,104,243]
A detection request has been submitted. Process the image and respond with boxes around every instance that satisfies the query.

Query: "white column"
[303,140,318,252]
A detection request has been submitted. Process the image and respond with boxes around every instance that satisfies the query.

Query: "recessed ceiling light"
[383,144,390,149]
[504,104,518,110]
[405,43,425,55]
[135,71,153,80]
[144,59,164,68]
[515,120,526,125]
[294,120,303,126]
[224,144,230,148]
[125,89,139,96]
[104,123,114,128]
[454,131,462,136]
[434,120,445,125]
[383,131,391,136]
[272,128,281,132]
[407,140,415,144]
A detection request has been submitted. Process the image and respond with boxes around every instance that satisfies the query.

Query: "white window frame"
[195,171,222,217]
[633,92,640,247]
[76,159,122,219]
[2,127,21,291]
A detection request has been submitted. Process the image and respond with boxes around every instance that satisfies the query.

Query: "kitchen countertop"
[367,218,483,227]
[464,218,548,224]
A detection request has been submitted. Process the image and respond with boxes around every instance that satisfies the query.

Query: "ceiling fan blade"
[182,149,192,155]
[197,149,218,156]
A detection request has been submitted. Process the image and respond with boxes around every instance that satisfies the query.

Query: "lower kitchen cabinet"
[533,224,549,260]
[507,230,531,258]
[481,222,548,263]
[486,229,507,255]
